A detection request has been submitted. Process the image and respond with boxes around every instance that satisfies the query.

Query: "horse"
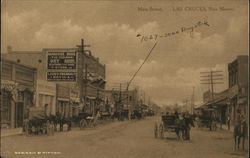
[175,116,194,140]
[234,120,247,150]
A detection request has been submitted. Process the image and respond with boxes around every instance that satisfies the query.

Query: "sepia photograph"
[0,0,249,158]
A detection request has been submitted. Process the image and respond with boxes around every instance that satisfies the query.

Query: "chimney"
[7,46,12,53]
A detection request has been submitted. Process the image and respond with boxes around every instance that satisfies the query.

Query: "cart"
[25,107,54,135]
[154,114,180,139]
[79,112,98,129]
[197,108,217,131]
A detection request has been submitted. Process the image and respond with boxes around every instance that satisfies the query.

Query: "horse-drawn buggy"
[154,114,180,139]
[196,108,217,131]
[76,112,100,129]
[154,112,194,140]
[131,110,144,120]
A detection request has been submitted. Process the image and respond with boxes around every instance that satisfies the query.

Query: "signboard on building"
[47,52,76,69]
[45,49,78,82]
[47,72,76,81]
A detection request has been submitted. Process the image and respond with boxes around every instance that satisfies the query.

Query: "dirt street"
[1,117,248,158]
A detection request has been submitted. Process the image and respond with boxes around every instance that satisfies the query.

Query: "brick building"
[2,45,106,117]
[104,89,139,113]
[228,55,248,125]
[1,58,37,128]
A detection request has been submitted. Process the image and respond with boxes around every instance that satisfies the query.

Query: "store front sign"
[47,52,76,70]
[46,49,77,82]
[47,72,76,81]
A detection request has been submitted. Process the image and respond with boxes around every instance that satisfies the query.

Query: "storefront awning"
[70,97,80,103]
[86,96,96,100]
[1,80,17,91]
[57,97,69,102]
[238,97,247,104]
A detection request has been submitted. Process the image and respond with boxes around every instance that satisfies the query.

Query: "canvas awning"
[70,97,80,103]
[86,96,96,100]
[1,80,17,91]
[238,97,247,104]
[57,97,69,102]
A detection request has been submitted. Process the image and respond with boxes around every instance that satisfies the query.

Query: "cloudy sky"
[1,0,248,106]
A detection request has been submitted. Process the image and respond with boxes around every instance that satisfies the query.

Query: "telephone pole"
[200,70,223,107]
[191,87,195,114]
[76,39,90,102]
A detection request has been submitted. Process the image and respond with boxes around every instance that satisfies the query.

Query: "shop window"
[17,91,24,102]
[1,91,11,122]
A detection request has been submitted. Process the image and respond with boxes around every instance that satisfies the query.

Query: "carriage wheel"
[91,119,97,128]
[154,123,158,138]
[80,120,87,130]
[159,123,164,139]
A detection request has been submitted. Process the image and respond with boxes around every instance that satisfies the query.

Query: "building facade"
[228,55,248,125]
[3,46,106,116]
[1,58,37,128]
[56,84,70,118]
[36,79,56,116]
[104,88,139,113]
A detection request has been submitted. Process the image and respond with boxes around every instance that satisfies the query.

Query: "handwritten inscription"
[173,6,234,12]
[138,7,163,12]
[137,17,209,42]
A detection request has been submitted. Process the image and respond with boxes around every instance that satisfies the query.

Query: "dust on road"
[1,117,248,158]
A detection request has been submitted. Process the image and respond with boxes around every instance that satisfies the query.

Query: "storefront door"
[16,102,24,127]
[221,106,227,124]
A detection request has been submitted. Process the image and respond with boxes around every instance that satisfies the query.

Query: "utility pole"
[200,70,223,105]
[200,70,224,129]
[119,83,122,102]
[85,64,88,100]
[191,87,195,114]
[143,92,145,105]
[127,82,129,109]
[76,39,90,103]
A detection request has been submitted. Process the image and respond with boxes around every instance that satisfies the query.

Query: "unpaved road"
[1,117,248,158]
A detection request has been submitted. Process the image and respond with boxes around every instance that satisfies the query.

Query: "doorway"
[16,102,24,127]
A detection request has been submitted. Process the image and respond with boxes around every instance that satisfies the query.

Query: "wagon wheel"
[91,118,97,128]
[80,119,87,130]
[154,123,158,138]
[89,118,97,128]
[159,123,164,139]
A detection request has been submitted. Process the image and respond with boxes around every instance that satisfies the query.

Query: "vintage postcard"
[1,0,249,158]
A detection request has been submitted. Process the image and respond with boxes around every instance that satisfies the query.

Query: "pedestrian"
[23,116,29,136]
[46,120,51,135]
[174,111,179,119]
[236,109,242,126]
[227,114,231,130]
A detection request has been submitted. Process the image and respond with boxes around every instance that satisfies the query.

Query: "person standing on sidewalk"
[227,114,231,130]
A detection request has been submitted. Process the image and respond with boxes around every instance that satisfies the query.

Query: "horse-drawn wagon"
[154,112,194,140]
[154,114,180,139]
[24,107,55,136]
[78,112,98,129]
[196,108,217,131]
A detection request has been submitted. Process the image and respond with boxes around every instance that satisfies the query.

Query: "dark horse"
[234,120,247,150]
[175,116,194,140]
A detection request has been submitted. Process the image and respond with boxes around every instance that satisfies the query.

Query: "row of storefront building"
[1,46,143,129]
[195,55,248,127]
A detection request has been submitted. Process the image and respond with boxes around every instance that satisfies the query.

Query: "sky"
[1,0,249,106]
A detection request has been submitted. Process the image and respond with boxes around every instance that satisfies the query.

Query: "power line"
[126,42,158,90]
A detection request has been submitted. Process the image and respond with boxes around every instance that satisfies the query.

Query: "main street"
[1,117,248,158]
